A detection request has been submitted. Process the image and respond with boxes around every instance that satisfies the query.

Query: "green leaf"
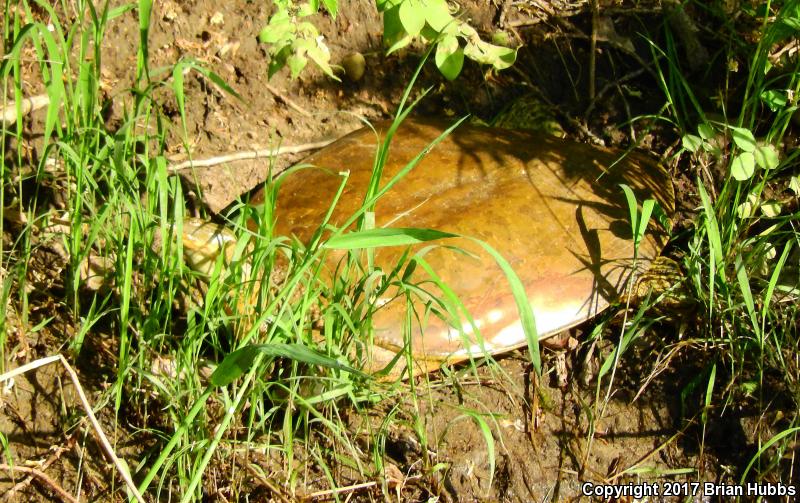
[399,0,425,36]
[383,5,411,53]
[789,175,800,195]
[741,427,800,484]
[463,37,516,70]
[323,227,459,249]
[376,0,403,11]
[387,34,414,54]
[735,255,759,339]
[211,343,366,387]
[321,0,338,17]
[259,10,293,44]
[307,42,338,80]
[697,180,724,272]
[731,152,755,180]
[781,16,800,31]
[463,411,496,488]
[424,0,452,31]
[760,89,787,111]
[753,144,779,169]
[760,200,781,217]
[268,44,292,78]
[287,53,308,79]
[435,35,464,80]
[187,60,243,101]
[298,1,317,17]
[730,126,757,152]
[697,123,714,140]
[736,192,759,219]
[259,23,292,44]
[681,134,702,152]
[466,238,540,375]
[702,363,716,424]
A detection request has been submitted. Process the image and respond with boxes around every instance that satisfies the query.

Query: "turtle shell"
[258,119,674,376]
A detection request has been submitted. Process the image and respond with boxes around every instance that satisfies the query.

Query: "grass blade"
[324,227,458,249]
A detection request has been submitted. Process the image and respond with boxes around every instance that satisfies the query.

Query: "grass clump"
[2,2,511,499]
[631,0,800,484]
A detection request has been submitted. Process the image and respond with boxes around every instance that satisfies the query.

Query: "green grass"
[1,2,517,500]
[637,0,800,484]
[2,0,799,500]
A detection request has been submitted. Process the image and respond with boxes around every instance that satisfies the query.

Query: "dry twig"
[0,355,146,503]
[168,138,335,172]
[0,464,78,503]
[245,463,293,503]
[3,435,74,501]
[266,83,313,117]
[306,481,378,500]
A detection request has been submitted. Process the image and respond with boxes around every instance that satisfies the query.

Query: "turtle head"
[178,218,241,278]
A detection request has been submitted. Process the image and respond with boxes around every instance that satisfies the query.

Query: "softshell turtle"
[181,119,674,378]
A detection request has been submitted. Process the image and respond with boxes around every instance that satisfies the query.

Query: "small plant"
[259,0,339,79]
[376,0,516,80]
[259,0,517,81]
[681,123,780,182]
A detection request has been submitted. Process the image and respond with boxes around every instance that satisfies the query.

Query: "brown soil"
[2,1,781,501]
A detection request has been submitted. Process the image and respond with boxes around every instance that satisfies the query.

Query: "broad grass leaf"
[467,238,540,375]
[323,227,458,249]
[741,427,800,483]
[734,255,760,341]
[211,343,365,386]
[697,180,724,276]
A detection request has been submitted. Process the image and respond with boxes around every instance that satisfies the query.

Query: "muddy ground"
[1,0,783,501]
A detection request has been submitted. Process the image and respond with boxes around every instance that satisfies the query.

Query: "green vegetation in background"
[258,0,516,81]
[650,0,799,484]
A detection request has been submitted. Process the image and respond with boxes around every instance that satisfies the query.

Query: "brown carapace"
[182,119,674,379]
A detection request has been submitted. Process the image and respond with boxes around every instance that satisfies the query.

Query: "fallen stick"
[3,435,74,501]
[0,464,78,503]
[0,355,146,503]
[266,83,313,117]
[168,138,335,172]
[306,480,377,500]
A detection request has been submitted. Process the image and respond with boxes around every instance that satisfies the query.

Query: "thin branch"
[3,435,74,501]
[168,139,335,172]
[266,83,312,117]
[245,463,293,503]
[0,355,146,503]
[0,464,78,503]
[306,481,378,500]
